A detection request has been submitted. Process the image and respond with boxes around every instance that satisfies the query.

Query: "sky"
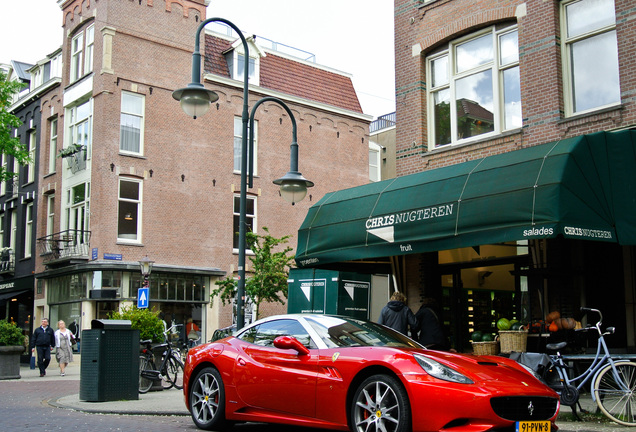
[0,0,396,119]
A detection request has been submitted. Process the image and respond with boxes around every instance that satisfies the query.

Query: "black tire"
[165,355,184,390]
[351,374,411,432]
[593,361,636,426]
[138,356,154,394]
[189,367,230,431]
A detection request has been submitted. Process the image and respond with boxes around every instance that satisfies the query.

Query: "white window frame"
[1,154,6,195]
[369,142,382,182]
[27,131,36,184]
[117,178,142,244]
[66,99,92,161]
[561,0,620,116]
[426,25,520,149]
[48,118,58,174]
[226,49,259,86]
[9,210,16,252]
[24,202,33,258]
[84,24,95,74]
[119,91,145,155]
[71,32,84,82]
[233,194,256,252]
[233,116,257,175]
[65,182,90,243]
[46,194,55,237]
[0,214,4,247]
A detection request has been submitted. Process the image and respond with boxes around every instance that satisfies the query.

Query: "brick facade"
[395,0,636,176]
[35,0,370,332]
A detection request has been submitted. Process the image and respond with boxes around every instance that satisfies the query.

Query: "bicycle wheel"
[593,361,636,426]
[160,357,175,390]
[165,354,185,390]
[139,356,155,394]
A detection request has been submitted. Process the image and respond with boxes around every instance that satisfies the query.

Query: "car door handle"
[237,358,246,366]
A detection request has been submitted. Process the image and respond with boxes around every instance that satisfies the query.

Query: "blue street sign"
[137,287,149,309]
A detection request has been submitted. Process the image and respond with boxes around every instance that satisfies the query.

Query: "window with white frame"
[118,178,142,243]
[85,24,95,74]
[120,92,145,154]
[1,155,6,195]
[46,194,55,237]
[66,182,90,243]
[70,32,84,82]
[233,117,257,174]
[9,210,16,252]
[427,25,521,148]
[369,143,382,182]
[562,0,620,115]
[27,131,36,183]
[226,50,259,85]
[48,118,57,174]
[0,214,4,247]
[233,194,255,250]
[24,203,33,258]
[12,157,18,197]
[67,99,92,159]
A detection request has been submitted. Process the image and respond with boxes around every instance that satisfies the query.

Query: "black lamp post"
[173,18,313,330]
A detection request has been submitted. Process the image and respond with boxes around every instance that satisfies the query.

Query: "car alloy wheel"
[189,367,229,431]
[352,374,410,432]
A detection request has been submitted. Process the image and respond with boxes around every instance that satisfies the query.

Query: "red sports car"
[183,314,559,432]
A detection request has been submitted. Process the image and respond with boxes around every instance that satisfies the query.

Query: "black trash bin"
[79,319,140,402]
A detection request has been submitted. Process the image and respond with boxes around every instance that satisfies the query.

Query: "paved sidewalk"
[12,358,631,431]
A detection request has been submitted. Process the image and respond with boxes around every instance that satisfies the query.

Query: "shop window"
[562,0,620,115]
[427,25,520,148]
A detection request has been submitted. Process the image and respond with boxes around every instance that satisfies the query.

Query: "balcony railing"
[0,249,15,274]
[37,229,91,264]
[370,112,396,133]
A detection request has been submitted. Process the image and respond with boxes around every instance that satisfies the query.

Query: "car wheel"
[189,367,229,431]
[351,373,411,432]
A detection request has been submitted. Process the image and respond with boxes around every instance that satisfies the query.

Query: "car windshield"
[304,316,422,349]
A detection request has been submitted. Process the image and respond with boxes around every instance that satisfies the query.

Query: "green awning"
[295,131,636,268]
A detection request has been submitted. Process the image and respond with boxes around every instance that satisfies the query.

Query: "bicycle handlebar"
[580,307,603,332]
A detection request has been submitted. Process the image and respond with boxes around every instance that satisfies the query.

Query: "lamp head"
[172,83,219,119]
[138,255,155,277]
[273,171,314,205]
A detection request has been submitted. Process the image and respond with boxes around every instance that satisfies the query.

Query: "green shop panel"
[288,269,371,320]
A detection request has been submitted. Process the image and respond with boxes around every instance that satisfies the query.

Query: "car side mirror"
[273,336,310,356]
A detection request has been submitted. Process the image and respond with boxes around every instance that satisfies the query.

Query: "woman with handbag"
[54,320,75,376]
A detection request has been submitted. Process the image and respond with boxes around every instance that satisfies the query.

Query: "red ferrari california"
[183,314,559,432]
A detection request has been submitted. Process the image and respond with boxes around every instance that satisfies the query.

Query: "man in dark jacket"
[415,298,450,350]
[31,318,55,377]
[378,291,418,337]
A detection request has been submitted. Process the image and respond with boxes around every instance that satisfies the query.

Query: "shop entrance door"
[439,271,466,352]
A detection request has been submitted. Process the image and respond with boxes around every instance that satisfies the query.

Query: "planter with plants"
[0,319,26,380]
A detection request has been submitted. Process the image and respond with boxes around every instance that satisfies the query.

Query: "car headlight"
[414,354,474,384]
[518,362,543,382]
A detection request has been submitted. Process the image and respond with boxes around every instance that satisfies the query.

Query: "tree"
[109,305,165,343]
[212,227,295,321]
[0,71,31,182]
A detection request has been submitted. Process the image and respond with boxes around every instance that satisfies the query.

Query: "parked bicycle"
[139,324,185,393]
[542,307,636,426]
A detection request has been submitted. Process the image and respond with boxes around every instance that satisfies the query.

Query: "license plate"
[516,421,550,432]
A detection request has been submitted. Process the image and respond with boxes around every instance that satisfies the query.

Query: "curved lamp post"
[172,18,313,330]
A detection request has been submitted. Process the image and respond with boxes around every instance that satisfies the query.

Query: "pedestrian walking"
[378,291,418,337]
[54,320,75,376]
[30,318,55,377]
[415,298,452,351]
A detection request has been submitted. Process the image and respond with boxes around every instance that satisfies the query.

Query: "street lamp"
[139,255,154,288]
[172,18,313,330]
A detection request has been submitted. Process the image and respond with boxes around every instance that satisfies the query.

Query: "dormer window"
[223,37,262,86]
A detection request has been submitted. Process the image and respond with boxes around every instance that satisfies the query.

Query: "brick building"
[27,0,369,342]
[296,0,636,353]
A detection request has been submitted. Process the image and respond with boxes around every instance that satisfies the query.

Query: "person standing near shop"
[415,298,451,351]
[378,291,418,337]
[31,318,55,377]
[54,320,75,376]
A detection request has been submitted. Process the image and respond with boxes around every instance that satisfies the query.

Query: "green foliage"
[0,319,25,346]
[0,71,31,182]
[108,305,164,343]
[212,227,295,320]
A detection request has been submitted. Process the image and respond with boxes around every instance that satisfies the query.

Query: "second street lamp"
[173,17,313,330]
